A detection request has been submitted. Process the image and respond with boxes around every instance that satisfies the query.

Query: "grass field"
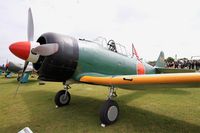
[0,75,200,133]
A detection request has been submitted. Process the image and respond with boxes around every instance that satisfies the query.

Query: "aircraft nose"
[9,41,31,60]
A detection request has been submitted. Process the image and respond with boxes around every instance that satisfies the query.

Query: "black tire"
[100,100,119,125]
[54,90,71,107]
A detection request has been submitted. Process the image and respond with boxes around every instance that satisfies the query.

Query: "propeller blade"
[31,43,59,56]
[22,61,29,74]
[14,61,29,97]
[28,8,34,41]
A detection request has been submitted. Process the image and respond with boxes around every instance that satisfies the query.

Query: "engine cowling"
[34,32,79,82]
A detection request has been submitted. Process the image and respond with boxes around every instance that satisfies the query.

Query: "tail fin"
[155,51,165,67]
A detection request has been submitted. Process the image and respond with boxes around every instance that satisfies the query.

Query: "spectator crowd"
[166,59,200,70]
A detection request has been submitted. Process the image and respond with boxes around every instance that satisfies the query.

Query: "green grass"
[0,75,200,133]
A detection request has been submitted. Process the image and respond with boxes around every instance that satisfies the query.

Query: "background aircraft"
[0,64,6,72]
[9,8,199,126]
[0,61,34,82]
[7,61,34,81]
[0,62,14,77]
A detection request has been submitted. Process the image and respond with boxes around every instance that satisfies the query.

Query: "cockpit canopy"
[79,36,129,57]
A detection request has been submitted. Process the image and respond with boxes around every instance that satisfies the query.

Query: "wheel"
[100,100,119,125]
[54,90,71,107]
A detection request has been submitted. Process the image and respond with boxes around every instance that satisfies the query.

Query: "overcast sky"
[1,0,200,64]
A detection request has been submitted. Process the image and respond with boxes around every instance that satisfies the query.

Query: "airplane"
[0,64,5,75]
[9,8,200,126]
[7,61,34,81]
[0,62,13,77]
[0,64,6,72]
[0,61,34,82]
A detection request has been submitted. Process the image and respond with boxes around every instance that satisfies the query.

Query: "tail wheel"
[54,90,71,107]
[100,100,119,125]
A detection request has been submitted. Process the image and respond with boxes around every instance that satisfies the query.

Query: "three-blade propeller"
[13,8,59,96]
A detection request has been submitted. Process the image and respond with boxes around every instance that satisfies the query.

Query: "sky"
[1,0,200,64]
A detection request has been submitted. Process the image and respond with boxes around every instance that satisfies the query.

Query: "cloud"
[1,0,200,63]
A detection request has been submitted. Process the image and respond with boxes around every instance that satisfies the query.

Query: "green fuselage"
[73,40,155,80]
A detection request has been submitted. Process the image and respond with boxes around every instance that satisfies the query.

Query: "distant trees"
[166,57,174,63]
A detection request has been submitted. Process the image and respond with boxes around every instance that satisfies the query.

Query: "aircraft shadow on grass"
[118,89,191,104]
[1,89,199,133]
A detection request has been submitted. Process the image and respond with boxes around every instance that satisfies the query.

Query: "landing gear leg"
[54,83,71,108]
[100,86,119,127]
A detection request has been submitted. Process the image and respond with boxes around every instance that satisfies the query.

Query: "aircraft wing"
[79,73,200,86]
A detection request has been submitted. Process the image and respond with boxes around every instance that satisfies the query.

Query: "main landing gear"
[100,86,119,127]
[54,84,71,108]
[54,84,119,127]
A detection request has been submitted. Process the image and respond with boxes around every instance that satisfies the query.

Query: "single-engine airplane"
[0,61,34,81]
[0,64,6,73]
[7,61,35,82]
[0,62,19,77]
[9,8,199,126]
